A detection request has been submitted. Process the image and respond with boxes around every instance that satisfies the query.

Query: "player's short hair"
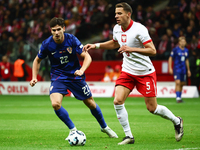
[178,36,186,42]
[115,2,132,14]
[49,17,65,28]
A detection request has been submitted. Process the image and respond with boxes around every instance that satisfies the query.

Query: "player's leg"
[50,93,76,130]
[144,96,184,141]
[49,81,76,139]
[68,81,118,138]
[175,79,183,102]
[114,85,134,145]
[174,73,184,103]
[137,72,183,141]
[179,73,187,102]
[83,97,118,138]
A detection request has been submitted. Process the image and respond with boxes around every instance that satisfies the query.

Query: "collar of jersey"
[121,20,133,32]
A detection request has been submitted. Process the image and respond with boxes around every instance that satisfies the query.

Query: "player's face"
[179,39,186,48]
[51,25,65,43]
[115,7,129,26]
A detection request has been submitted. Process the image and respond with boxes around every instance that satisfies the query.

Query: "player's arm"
[74,51,92,76]
[185,58,191,77]
[83,40,120,51]
[118,41,156,56]
[168,56,173,75]
[30,56,42,87]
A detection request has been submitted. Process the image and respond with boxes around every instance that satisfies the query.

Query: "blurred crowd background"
[0,0,200,82]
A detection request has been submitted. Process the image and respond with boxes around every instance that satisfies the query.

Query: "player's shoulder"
[133,21,147,30]
[42,35,53,47]
[113,24,121,32]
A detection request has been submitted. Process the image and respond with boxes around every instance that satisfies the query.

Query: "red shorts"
[115,71,157,97]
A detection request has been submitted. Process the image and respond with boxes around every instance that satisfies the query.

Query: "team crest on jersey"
[185,52,188,56]
[66,47,72,54]
[121,34,127,43]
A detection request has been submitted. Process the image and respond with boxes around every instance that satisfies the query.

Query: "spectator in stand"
[13,55,28,81]
[112,65,121,82]
[102,65,114,82]
[179,0,189,13]
[100,23,110,42]
[172,23,181,38]
[157,34,172,60]
[0,55,12,81]
[145,6,156,23]
[134,5,146,24]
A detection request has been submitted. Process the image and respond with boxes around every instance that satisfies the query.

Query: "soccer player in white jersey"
[83,2,183,145]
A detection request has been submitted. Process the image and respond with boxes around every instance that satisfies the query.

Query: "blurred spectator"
[149,27,160,50]
[145,6,156,23]
[134,5,146,24]
[0,55,12,81]
[100,23,110,42]
[112,65,121,82]
[13,55,28,81]
[102,65,114,82]
[65,18,77,35]
[156,34,171,60]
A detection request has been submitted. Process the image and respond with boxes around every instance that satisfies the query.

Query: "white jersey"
[113,20,155,75]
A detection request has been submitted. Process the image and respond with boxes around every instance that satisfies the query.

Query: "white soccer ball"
[67,130,86,146]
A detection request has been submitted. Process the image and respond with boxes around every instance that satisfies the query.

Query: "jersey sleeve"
[38,41,48,59]
[137,24,152,45]
[113,25,118,42]
[185,48,189,59]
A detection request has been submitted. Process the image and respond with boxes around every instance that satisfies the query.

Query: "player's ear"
[63,26,65,31]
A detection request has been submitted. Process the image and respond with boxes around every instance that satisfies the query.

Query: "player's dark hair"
[116,2,132,14]
[49,17,65,28]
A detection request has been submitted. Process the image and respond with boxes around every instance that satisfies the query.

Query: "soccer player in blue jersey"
[29,17,118,139]
[168,36,191,103]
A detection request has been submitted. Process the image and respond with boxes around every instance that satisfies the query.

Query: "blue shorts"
[173,72,186,82]
[49,80,92,100]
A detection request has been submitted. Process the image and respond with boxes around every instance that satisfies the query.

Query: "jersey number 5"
[146,82,150,90]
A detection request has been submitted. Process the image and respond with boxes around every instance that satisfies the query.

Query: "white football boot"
[101,126,118,138]
[174,117,184,142]
[65,127,77,140]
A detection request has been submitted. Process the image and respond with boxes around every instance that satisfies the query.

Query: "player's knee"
[52,102,61,110]
[114,98,123,105]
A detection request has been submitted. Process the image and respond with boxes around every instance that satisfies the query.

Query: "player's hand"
[83,44,95,52]
[30,79,38,87]
[118,45,132,53]
[169,68,173,75]
[74,70,84,76]
[187,70,191,77]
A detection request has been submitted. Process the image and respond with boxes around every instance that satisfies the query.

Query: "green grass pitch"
[0,95,200,150]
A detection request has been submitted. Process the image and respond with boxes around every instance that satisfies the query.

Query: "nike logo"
[51,52,56,55]
[146,91,152,94]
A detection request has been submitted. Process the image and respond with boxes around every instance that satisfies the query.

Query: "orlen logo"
[0,83,5,94]
[7,85,28,94]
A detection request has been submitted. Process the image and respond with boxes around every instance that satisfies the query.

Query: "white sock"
[154,104,180,125]
[114,104,133,138]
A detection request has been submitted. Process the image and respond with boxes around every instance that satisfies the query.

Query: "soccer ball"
[67,130,86,146]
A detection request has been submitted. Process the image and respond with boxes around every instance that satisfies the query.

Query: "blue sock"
[54,106,75,129]
[180,92,182,98]
[90,104,107,128]
[176,91,181,98]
